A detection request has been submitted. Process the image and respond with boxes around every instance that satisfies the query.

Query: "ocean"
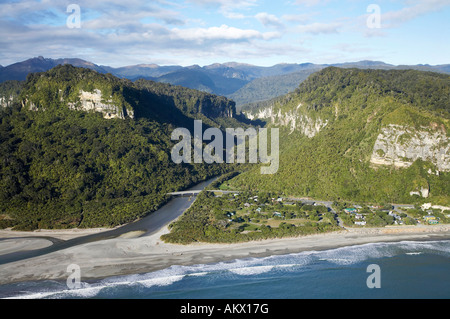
[1,239,449,300]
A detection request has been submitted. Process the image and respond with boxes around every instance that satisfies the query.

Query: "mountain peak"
[222,62,255,68]
[187,64,202,70]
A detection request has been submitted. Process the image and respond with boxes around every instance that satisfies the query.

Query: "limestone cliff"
[0,95,14,108]
[370,124,449,172]
[245,104,328,138]
[68,89,134,120]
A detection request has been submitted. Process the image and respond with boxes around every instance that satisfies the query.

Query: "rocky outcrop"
[409,187,430,198]
[370,124,449,172]
[245,104,328,138]
[198,98,235,119]
[0,95,14,108]
[68,89,134,120]
[21,98,38,111]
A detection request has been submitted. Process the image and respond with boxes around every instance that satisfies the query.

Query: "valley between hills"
[0,59,449,245]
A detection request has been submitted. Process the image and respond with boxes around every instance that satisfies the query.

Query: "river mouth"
[0,177,218,265]
[118,231,146,239]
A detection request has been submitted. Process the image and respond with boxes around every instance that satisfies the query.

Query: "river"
[0,177,217,266]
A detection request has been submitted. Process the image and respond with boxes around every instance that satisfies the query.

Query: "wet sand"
[0,224,449,285]
[0,228,116,241]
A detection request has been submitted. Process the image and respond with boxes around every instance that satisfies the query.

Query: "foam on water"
[6,282,102,300]
[139,275,185,288]
[229,265,275,276]
[405,252,422,255]
[3,240,449,299]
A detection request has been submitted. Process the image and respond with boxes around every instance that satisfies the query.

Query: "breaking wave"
[3,240,449,299]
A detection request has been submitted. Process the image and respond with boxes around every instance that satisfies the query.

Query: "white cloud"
[382,0,450,27]
[0,0,186,26]
[296,22,341,34]
[281,13,311,24]
[1,0,448,67]
[352,0,450,38]
[294,0,330,7]
[255,12,284,28]
[187,0,258,19]
[170,24,280,42]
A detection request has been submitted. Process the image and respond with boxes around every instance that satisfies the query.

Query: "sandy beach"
[0,227,119,241]
[0,224,449,286]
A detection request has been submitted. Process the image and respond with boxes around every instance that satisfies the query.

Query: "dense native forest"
[294,67,450,118]
[230,69,320,110]
[228,68,450,206]
[0,65,243,230]
[0,65,449,237]
[160,68,450,244]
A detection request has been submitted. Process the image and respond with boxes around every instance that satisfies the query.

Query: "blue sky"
[0,0,449,67]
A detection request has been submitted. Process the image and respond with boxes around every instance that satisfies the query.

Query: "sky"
[0,0,449,67]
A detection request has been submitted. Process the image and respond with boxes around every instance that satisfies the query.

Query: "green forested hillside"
[156,68,249,96]
[230,69,321,109]
[0,66,240,230]
[228,67,450,206]
[0,80,24,107]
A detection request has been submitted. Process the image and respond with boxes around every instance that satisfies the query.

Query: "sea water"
[1,240,449,299]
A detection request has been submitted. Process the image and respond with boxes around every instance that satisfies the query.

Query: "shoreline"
[0,227,117,241]
[0,176,217,243]
[0,224,449,286]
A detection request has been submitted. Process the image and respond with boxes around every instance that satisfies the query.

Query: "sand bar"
[0,227,117,241]
[0,238,53,256]
[0,224,449,285]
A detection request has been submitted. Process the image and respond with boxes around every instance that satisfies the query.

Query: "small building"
[355,221,366,226]
[424,215,439,224]
[244,203,251,207]
[344,208,358,214]
[273,212,282,218]
[389,212,401,219]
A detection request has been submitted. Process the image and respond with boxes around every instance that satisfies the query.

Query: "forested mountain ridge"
[1,65,240,127]
[230,67,450,206]
[229,68,322,109]
[0,65,242,230]
[2,57,450,108]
